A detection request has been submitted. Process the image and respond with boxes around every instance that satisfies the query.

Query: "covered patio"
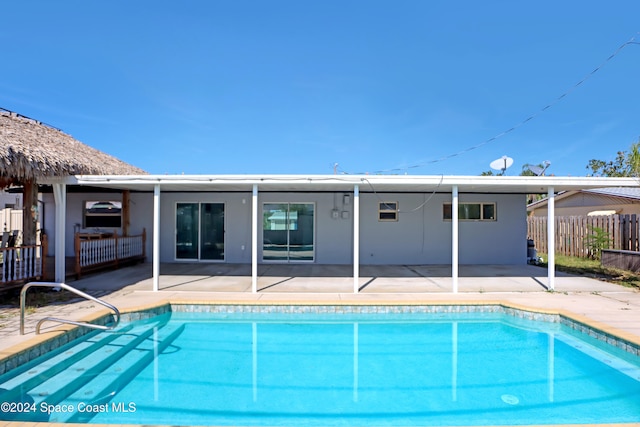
[42,174,640,295]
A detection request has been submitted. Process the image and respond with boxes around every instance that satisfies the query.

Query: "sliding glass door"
[176,203,225,260]
[263,203,314,261]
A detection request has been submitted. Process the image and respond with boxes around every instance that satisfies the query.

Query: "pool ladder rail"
[20,281,121,335]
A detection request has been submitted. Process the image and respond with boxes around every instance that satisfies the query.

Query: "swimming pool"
[1,304,639,426]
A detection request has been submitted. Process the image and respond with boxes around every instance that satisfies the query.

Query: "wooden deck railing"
[75,229,146,278]
[0,234,47,285]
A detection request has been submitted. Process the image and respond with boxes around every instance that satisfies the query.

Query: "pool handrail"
[20,281,121,335]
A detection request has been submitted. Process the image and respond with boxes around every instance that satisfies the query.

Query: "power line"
[340,33,640,175]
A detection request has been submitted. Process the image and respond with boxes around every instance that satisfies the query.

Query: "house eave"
[53,174,640,194]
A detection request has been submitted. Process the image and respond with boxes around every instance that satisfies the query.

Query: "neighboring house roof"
[0,109,146,184]
[585,187,640,200]
[527,187,640,211]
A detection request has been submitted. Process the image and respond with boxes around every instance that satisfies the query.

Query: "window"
[263,203,314,261]
[176,202,225,260]
[83,200,122,228]
[443,202,496,221]
[378,202,399,222]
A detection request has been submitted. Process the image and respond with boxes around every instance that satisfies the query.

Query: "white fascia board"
[70,174,640,193]
[38,176,78,185]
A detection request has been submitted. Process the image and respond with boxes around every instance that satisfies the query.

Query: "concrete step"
[53,322,186,423]
[0,324,134,401]
[24,320,166,412]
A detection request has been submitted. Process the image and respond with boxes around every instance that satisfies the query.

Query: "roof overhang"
[40,174,640,194]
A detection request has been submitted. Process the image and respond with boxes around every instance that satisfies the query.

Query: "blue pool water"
[1,309,639,426]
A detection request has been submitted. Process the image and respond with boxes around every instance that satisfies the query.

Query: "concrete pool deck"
[1,263,640,427]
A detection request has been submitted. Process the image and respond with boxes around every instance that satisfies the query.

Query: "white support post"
[252,184,258,293]
[52,183,66,283]
[547,187,555,291]
[153,184,160,291]
[353,185,360,293]
[452,185,459,293]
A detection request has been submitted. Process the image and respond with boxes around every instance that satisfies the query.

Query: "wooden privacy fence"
[527,214,639,257]
[75,229,146,278]
[0,235,47,286]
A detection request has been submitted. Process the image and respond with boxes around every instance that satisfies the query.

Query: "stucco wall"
[48,189,527,265]
[531,203,640,217]
[358,193,526,264]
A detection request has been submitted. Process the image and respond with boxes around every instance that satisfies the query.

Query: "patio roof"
[44,173,640,193]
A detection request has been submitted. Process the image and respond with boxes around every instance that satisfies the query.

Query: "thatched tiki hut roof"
[0,108,146,245]
[0,109,146,183]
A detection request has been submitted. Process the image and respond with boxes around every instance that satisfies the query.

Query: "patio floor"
[82,262,633,294]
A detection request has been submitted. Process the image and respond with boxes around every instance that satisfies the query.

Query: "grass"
[537,253,640,290]
[0,288,85,329]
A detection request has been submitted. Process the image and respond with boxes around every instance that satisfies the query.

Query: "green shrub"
[584,225,612,260]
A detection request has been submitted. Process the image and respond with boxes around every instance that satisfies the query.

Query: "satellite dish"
[525,160,551,176]
[490,156,514,175]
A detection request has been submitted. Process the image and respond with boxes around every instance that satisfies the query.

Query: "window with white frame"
[443,202,496,221]
[378,201,399,221]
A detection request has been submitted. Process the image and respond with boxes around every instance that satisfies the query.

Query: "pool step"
[0,324,134,402]
[20,320,167,412]
[52,322,186,423]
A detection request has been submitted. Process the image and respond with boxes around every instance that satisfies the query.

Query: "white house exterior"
[39,174,640,293]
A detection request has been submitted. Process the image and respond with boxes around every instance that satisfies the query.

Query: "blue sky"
[2,1,639,176]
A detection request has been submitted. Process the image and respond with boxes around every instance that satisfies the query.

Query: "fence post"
[114,232,119,269]
[631,214,637,251]
[613,215,620,250]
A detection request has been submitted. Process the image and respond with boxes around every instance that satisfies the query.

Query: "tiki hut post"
[22,178,38,246]
[122,190,130,236]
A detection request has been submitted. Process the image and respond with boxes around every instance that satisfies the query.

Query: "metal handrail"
[20,281,121,335]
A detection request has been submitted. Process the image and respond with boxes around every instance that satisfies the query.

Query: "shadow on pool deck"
[62,262,627,294]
